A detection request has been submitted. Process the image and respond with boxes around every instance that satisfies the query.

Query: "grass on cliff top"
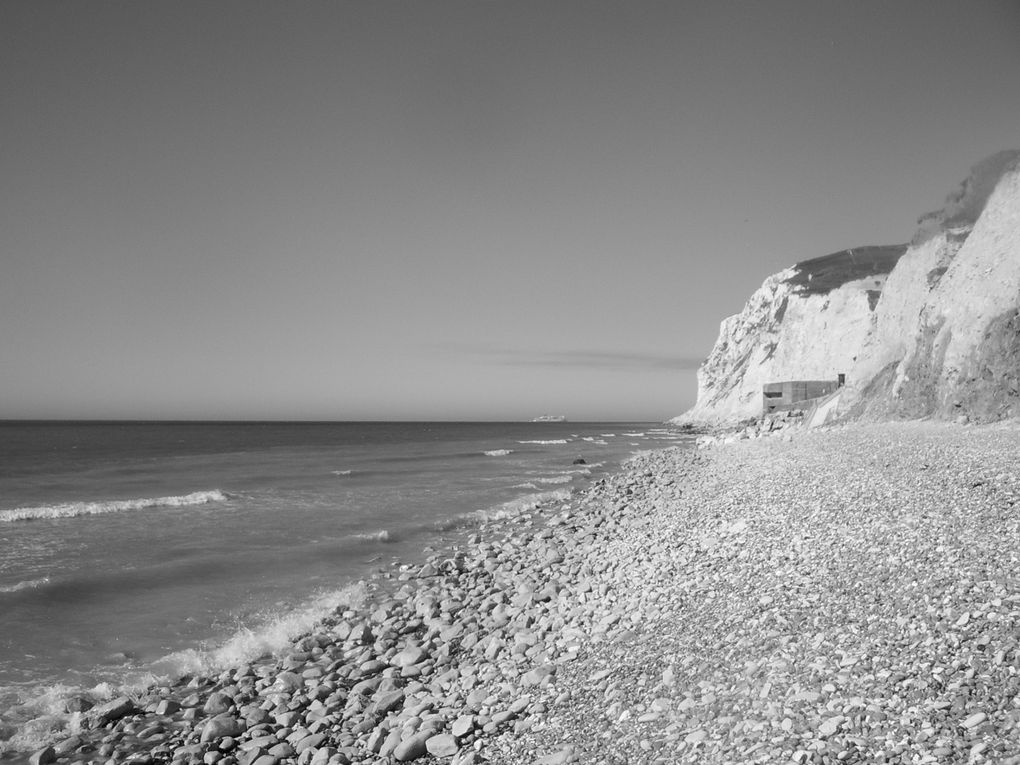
[787,244,907,296]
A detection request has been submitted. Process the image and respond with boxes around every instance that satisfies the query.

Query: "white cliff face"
[839,232,962,416]
[679,150,1020,426]
[845,153,1020,421]
[931,166,1020,376]
[679,250,902,424]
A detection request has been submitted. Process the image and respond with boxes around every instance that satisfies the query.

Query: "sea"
[0,420,691,757]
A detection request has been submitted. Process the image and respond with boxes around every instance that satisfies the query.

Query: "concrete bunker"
[762,375,845,414]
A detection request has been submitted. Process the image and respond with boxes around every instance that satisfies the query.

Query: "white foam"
[0,490,228,523]
[483,449,514,457]
[517,440,568,445]
[626,450,658,463]
[152,582,367,678]
[352,530,391,543]
[0,680,119,756]
[560,463,600,476]
[0,583,367,755]
[533,474,573,485]
[331,469,354,476]
[622,432,646,437]
[475,488,572,522]
[0,577,51,594]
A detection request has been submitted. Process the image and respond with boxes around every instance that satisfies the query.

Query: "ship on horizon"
[530,415,567,422]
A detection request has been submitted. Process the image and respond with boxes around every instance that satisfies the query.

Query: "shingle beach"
[30,421,1020,765]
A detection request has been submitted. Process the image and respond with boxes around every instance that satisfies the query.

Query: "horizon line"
[0,417,674,425]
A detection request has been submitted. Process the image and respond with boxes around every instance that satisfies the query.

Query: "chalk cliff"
[677,150,1020,426]
[678,244,907,424]
[843,150,1020,422]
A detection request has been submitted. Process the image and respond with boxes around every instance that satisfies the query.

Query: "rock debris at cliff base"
[27,421,1020,765]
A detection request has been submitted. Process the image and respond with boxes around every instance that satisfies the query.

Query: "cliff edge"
[676,150,1020,426]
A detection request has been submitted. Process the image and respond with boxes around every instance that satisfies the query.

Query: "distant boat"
[531,415,567,423]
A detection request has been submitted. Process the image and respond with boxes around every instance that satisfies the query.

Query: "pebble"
[90,696,136,725]
[200,715,245,743]
[961,711,987,729]
[424,733,458,757]
[392,731,431,762]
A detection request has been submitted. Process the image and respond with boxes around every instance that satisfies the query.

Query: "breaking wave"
[517,439,568,445]
[532,474,573,485]
[331,469,355,476]
[483,449,514,457]
[0,584,369,756]
[154,582,367,679]
[474,488,573,522]
[0,577,51,594]
[351,530,392,543]
[0,491,229,523]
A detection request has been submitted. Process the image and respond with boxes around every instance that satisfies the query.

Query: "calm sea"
[0,420,690,755]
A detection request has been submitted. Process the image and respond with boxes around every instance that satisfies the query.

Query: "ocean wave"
[483,449,513,457]
[0,682,96,756]
[0,584,369,756]
[0,490,229,523]
[626,450,658,463]
[517,439,569,445]
[331,469,355,476]
[429,487,575,531]
[153,582,367,679]
[566,462,602,471]
[622,432,646,437]
[0,577,51,594]
[475,488,573,522]
[532,474,573,485]
[351,530,392,543]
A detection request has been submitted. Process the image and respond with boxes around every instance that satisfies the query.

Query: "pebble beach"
[19,420,1020,765]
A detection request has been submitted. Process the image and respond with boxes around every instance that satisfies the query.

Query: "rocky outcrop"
[677,149,1020,426]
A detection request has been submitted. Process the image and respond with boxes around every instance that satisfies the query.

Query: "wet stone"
[200,715,245,743]
[203,692,234,715]
[28,747,56,765]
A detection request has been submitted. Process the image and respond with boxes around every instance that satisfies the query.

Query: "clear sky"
[2,1,1019,421]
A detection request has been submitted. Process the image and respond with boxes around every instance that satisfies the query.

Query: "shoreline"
[0,420,675,747]
[3,441,685,765]
[8,420,1020,764]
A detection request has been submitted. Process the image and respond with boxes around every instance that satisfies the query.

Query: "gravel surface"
[25,420,1020,765]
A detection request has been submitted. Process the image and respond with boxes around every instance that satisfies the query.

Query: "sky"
[2,1,1019,421]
